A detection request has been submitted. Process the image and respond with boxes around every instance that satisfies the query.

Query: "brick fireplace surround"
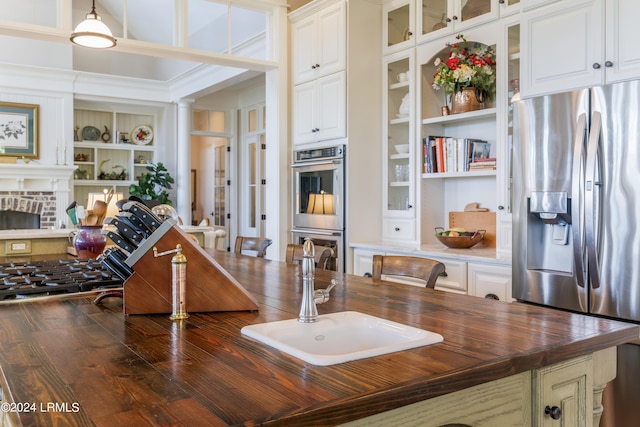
[0,164,75,230]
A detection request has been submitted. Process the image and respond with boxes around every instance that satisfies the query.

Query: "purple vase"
[73,226,107,259]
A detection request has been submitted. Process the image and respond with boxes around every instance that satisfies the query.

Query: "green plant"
[431,34,496,102]
[129,162,174,205]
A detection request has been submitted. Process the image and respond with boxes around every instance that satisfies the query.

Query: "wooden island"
[0,250,637,426]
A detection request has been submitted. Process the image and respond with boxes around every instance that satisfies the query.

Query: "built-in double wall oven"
[291,145,345,272]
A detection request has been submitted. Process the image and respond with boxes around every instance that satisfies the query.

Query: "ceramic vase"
[450,87,485,114]
[73,225,107,259]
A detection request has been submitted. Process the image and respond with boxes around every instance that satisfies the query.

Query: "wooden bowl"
[435,228,485,249]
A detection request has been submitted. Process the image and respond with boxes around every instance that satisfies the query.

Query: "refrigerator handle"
[585,111,602,289]
[571,113,587,288]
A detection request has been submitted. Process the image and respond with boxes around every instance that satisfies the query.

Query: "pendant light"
[70,0,116,49]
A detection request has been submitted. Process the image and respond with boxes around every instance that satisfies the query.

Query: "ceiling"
[0,0,275,85]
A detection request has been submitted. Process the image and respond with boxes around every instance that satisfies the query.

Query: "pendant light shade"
[70,0,116,49]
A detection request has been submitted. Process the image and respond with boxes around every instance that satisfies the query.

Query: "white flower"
[434,57,442,66]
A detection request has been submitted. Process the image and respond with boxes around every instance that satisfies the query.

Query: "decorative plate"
[131,125,153,145]
[81,126,101,141]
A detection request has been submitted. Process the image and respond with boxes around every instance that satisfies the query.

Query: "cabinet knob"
[592,63,601,69]
[544,405,562,420]
[314,127,320,132]
[394,227,400,232]
[315,63,320,68]
[311,64,316,69]
[498,205,504,210]
[407,204,413,209]
[485,293,500,300]
[499,0,505,3]
[452,15,458,21]
[605,60,613,67]
[446,17,452,22]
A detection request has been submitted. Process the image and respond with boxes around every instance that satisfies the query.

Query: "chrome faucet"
[298,239,337,323]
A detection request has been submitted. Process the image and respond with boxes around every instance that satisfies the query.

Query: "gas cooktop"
[0,258,123,300]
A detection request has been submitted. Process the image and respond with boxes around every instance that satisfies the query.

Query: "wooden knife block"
[122,220,259,315]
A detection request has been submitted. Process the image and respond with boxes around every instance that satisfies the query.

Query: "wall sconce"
[70,0,117,49]
[307,191,335,215]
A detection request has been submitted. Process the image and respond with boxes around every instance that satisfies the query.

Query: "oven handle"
[291,159,342,168]
[291,228,342,236]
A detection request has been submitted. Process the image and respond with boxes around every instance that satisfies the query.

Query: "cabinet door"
[384,0,414,55]
[467,263,512,301]
[521,0,603,97]
[605,0,640,84]
[292,15,318,85]
[316,2,346,79]
[353,248,378,276]
[291,2,345,85]
[534,356,592,427]
[434,258,467,294]
[292,81,317,145]
[418,0,499,44]
[316,71,346,142]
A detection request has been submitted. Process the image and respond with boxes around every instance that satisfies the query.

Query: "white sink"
[241,311,443,366]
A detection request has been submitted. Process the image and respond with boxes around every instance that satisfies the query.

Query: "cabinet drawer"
[434,258,467,293]
[468,263,512,301]
[382,218,415,241]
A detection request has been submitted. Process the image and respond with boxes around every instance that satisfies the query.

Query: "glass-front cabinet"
[418,0,499,43]
[384,0,414,55]
[383,50,416,241]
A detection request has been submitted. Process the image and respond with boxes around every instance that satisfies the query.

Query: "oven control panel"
[294,145,344,162]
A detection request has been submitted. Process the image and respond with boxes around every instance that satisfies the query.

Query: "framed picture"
[0,102,39,159]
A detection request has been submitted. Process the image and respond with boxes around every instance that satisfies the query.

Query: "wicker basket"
[435,227,486,249]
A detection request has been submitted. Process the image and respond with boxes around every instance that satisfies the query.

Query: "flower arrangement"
[431,34,496,103]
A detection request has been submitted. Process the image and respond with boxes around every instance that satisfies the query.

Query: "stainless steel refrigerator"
[513,80,640,427]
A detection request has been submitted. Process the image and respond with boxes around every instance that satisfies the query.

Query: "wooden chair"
[285,244,334,270]
[234,236,273,258]
[371,255,446,289]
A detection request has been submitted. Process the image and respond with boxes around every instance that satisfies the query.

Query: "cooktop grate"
[0,259,123,300]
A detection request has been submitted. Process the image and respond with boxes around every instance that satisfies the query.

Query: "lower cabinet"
[352,248,511,299]
[342,347,616,427]
[467,262,512,301]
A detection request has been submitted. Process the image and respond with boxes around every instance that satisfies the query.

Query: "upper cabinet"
[521,0,640,97]
[417,0,499,45]
[292,0,346,85]
[384,0,415,55]
[292,71,346,145]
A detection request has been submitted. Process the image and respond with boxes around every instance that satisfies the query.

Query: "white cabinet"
[383,50,416,241]
[467,262,512,300]
[292,71,346,145]
[353,248,379,276]
[417,0,499,44]
[383,0,414,55]
[521,0,640,97]
[292,0,345,85]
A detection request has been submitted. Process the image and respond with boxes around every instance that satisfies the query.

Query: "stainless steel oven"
[292,145,344,230]
[291,145,345,272]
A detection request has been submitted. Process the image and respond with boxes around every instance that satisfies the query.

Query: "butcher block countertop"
[0,250,637,426]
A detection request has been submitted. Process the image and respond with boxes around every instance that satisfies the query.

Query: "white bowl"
[395,144,410,154]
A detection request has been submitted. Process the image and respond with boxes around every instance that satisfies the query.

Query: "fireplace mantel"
[0,164,76,229]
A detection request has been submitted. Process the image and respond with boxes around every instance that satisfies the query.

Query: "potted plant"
[431,34,496,114]
[129,162,175,205]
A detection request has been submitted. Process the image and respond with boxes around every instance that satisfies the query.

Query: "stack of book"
[422,136,494,174]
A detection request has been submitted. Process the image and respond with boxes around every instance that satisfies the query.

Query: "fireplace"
[0,164,75,230]
[0,210,41,230]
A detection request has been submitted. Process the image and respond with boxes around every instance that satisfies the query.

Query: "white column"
[177,99,193,225]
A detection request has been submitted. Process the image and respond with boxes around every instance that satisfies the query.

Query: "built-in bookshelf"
[422,136,495,175]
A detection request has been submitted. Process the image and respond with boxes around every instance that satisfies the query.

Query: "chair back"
[234,236,273,258]
[285,244,333,270]
[371,255,446,289]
